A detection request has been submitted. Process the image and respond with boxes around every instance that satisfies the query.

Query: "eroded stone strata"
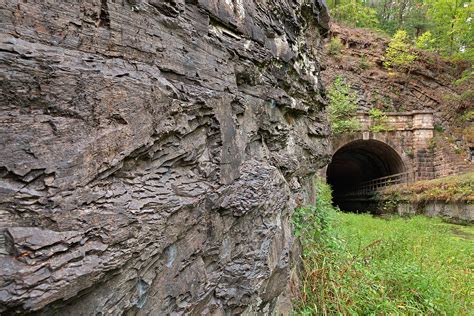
[0,0,330,314]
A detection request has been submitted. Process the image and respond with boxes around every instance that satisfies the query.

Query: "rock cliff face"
[0,1,330,314]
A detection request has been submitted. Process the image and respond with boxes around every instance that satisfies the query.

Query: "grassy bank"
[382,171,474,203]
[293,180,474,315]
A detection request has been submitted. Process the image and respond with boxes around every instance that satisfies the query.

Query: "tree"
[383,30,417,70]
[423,0,473,59]
[331,1,380,29]
[328,0,473,62]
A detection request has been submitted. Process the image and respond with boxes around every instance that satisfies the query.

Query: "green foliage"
[330,1,380,28]
[434,123,445,133]
[329,0,473,62]
[461,110,474,122]
[292,179,338,255]
[327,77,361,135]
[383,30,417,70]
[368,108,393,132]
[327,37,343,57]
[415,31,435,51]
[368,0,430,36]
[291,180,343,314]
[425,0,474,60]
[454,66,474,86]
[368,108,386,119]
[358,54,370,70]
[293,188,474,315]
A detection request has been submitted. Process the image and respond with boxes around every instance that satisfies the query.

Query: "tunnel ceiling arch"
[327,139,405,195]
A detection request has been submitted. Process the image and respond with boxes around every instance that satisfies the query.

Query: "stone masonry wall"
[433,136,473,178]
[0,1,330,314]
[352,111,435,181]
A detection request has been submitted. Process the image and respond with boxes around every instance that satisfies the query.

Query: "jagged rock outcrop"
[0,1,330,314]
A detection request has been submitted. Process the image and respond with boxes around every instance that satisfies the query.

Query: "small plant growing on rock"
[327,76,361,135]
[434,123,445,133]
[358,54,370,70]
[454,67,474,86]
[368,108,393,132]
[428,137,437,152]
[327,37,343,57]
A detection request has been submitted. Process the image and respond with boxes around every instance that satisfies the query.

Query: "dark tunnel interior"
[326,140,405,211]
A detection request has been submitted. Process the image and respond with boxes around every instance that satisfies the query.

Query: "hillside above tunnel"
[320,23,473,212]
[321,23,473,153]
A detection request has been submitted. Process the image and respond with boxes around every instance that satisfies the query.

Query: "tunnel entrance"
[326,139,405,212]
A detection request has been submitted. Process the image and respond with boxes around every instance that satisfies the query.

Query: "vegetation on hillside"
[324,2,473,153]
[383,171,474,203]
[292,180,474,315]
[328,0,473,62]
[327,76,360,134]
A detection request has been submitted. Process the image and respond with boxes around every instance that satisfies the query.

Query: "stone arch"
[326,139,406,208]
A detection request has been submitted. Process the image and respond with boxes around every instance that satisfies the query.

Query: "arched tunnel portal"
[327,139,406,211]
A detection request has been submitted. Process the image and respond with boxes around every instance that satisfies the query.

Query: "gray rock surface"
[0,0,330,314]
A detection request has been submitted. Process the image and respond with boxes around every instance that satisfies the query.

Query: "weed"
[293,180,474,315]
[461,110,474,122]
[434,123,445,133]
[428,137,437,152]
[368,108,393,132]
[454,145,463,155]
[327,37,343,57]
[358,55,370,70]
[405,148,415,159]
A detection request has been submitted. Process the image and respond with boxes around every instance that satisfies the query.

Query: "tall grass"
[292,180,474,315]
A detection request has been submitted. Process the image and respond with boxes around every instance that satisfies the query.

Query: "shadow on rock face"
[0,0,330,314]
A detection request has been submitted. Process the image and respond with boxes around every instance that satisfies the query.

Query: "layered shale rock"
[0,1,330,314]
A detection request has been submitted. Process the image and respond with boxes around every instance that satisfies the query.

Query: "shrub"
[415,31,435,51]
[434,123,445,133]
[383,30,417,71]
[368,108,393,132]
[327,37,343,57]
[327,76,361,135]
[358,54,370,70]
[292,179,337,253]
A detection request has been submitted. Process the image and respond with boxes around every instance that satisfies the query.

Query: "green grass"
[293,181,474,315]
